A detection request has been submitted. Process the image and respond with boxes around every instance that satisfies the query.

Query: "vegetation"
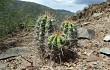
[36,13,55,53]
[36,13,77,63]
[60,20,77,40]
[48,30,68,51]
[0,0,76,62]
[0,0,72,40]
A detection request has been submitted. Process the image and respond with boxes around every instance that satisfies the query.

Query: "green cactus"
[48,30,69,51]
[60,21,77,40]
[36,15,55,42]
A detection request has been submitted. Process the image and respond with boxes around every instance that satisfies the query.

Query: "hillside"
[56,9,73,16]
[76,0,110,20]
[1,0,110,70]
[0,1,73,40]
[11,1,72,19]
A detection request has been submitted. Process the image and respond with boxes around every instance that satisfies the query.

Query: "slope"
[0,1,73,40]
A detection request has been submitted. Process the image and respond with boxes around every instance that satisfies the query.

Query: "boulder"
[78,28,95,39]
[0,47,30,60]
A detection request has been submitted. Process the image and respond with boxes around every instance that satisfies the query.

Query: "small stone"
[107,61,110,65]
[86,56,101,62]
[78,39,89,46]
[98,54,105,58]
[99,47,110,55]
[80,55,88,59]
[103,35,110,42]
[82,22,90,26]
[0,63,7,69]
[84,50,93,56]
[93,13,103,17]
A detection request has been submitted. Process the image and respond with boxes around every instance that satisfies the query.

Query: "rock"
[103,35,110,42]
[99,47,110,55]
[98,54,105,58]
[78,39,89,46]
[107,0,110,2]
[84,50,93,56]
[86,56,101,62]
[78,28,95,39]
[0,39,19,53]
[93,13,103,17]
[0,63,7,69]
[82,22,90,26]
[25,66,38,70]
[0,47,30,60]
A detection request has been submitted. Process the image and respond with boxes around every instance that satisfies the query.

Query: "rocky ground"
[0,1,110,70]
[76,0,110,21]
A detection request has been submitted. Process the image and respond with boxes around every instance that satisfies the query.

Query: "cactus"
[36,15,55,43]
[60,20,77,40]
[48,30,69,51]
[35,14,78,62]
[47,30,77,63]
[35,13,56,54]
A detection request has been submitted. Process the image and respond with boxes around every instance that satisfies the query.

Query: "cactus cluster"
[36,13,77,62]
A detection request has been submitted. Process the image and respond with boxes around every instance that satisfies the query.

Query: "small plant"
[60,19,77,40]
[47,30,77,63]
[35,12,55,54]
[48,30,69,51]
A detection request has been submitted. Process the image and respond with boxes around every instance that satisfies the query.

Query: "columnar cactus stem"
[48,30,69,51]
[60,20,77,40]
[35,14,55,53]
